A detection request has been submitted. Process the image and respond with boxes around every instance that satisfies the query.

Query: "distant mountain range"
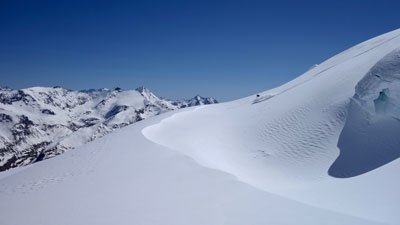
[0,86,217,171]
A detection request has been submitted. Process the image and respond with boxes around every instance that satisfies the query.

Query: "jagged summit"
[135,85,149,93]
[135,86,162,103]
[0,86,217,171]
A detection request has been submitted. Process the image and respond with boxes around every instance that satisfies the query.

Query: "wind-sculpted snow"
[354,48,400,119]
[143,29,400,224]
[329,48,400,178]
[2,29,400,225]
[0,114,385,225]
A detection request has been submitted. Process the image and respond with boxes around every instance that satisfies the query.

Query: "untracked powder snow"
[2,29,400,225]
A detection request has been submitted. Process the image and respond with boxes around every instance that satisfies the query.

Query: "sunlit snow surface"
[2,29,400,225]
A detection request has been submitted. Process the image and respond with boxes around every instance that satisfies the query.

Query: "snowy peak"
[191,95,218,105]
[135,86,151,95]
[0,86,217,171]
[169,95,218,108]
[135,86,163,104]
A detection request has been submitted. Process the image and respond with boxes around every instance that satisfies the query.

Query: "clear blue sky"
[1,0,399,101]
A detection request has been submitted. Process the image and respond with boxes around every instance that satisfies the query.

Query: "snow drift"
[1,29,400,225]
[329,48,400,178]
[143,29,400,223]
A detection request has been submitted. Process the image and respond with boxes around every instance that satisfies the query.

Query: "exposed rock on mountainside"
[0,86,217,171]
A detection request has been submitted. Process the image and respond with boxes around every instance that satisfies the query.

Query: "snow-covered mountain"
[0,86,217,171]
[1,29,400,225]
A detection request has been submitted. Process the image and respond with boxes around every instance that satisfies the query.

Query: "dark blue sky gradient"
[1,0,400,101]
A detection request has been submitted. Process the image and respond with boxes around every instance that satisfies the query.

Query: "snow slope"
[1,29,400,225]
[0,86,217,171]
[143,28,400,224]
[0,112,385,225]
